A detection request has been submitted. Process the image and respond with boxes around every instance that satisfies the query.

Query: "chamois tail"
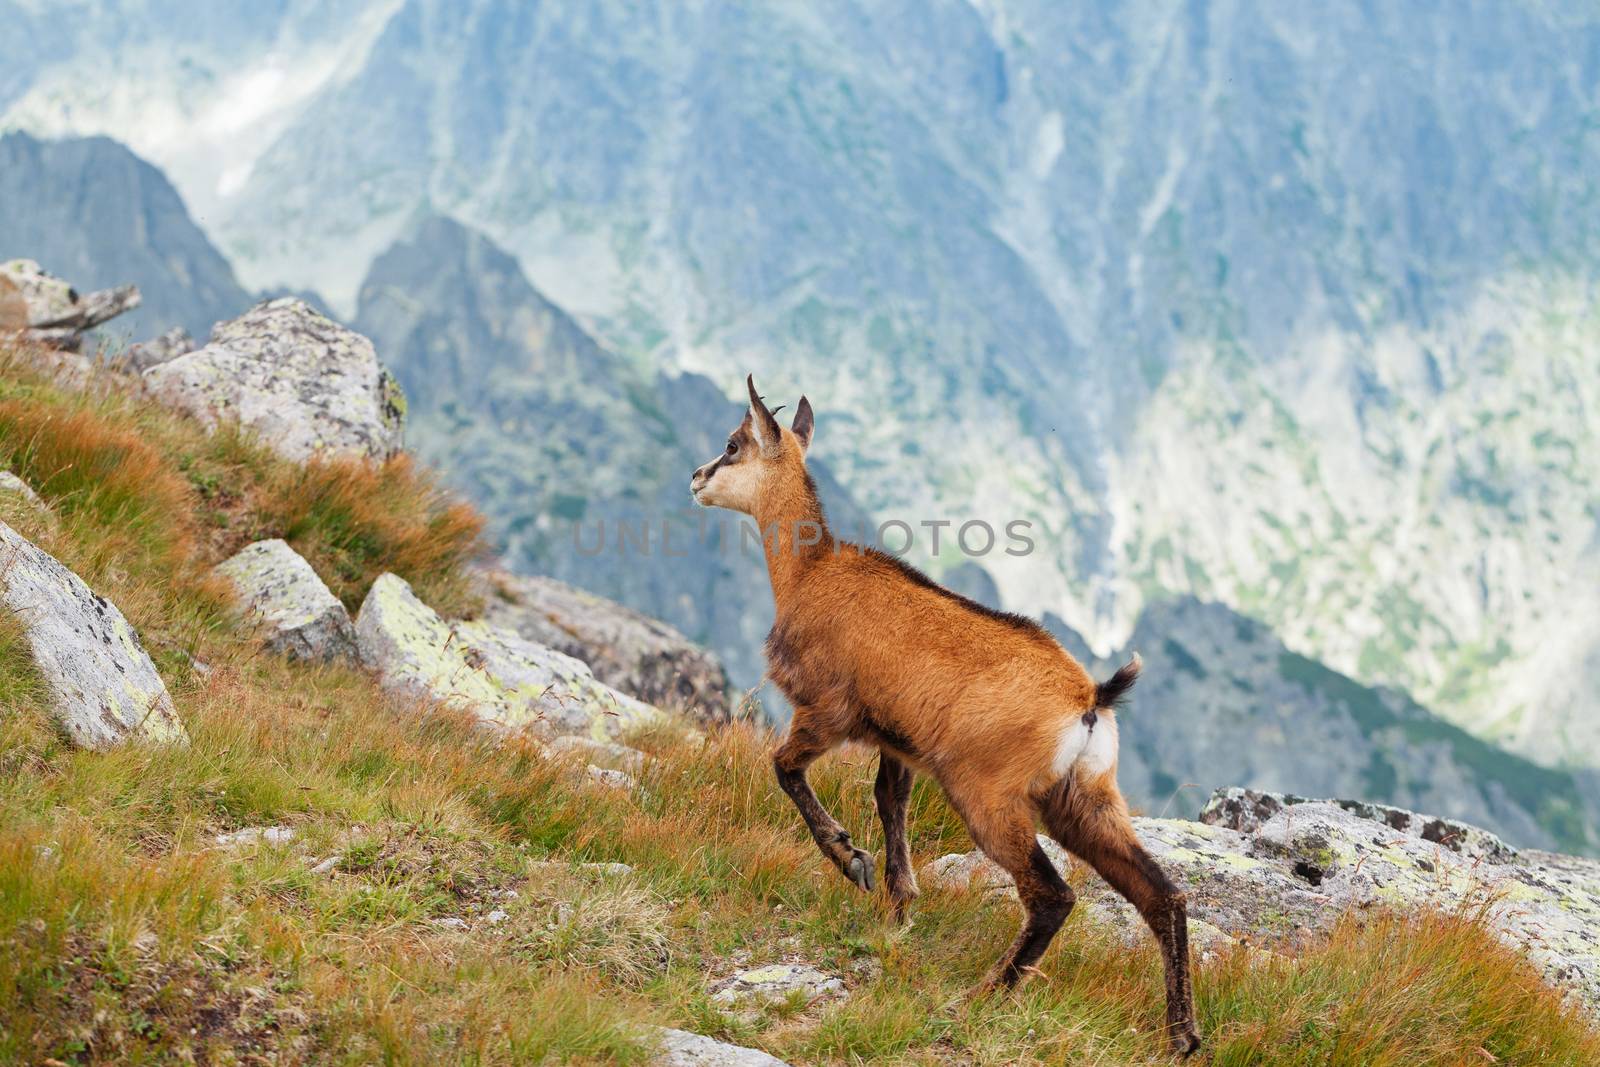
[1094,652,1142,710]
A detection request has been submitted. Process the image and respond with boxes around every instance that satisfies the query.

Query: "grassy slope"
[0,341,1596,1065]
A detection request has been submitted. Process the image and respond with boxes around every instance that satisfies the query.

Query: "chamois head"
[690,374,813,514]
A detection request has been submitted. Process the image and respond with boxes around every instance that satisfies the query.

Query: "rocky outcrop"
[214,539,356,663]
[123,326,194,372]
[480,570,732,723]
[143,298,404,463]
[0,258,140,351]
[1201,786,1518,865]
[0,520,185,749]
[653,1028,790,1067]
[922,791,1600,1015]
[355,572,665,739]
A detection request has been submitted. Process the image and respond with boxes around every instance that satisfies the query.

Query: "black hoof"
[845,848,876,892]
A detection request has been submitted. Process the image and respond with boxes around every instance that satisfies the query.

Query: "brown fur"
[690,377,1200,1055]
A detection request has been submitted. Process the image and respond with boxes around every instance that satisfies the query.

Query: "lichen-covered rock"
[142,298,404,462]
[214,539,356,662]
[124,326,194,372]
[0,520,185,749]
[709,963,845,1008]
[0,258,141,351]
[480,570,733,724]
[1078,898,1241,961]
[1101,803,1600,1019]
[1200,786,1517,865]
[355,572,666,739]
[653,1028,791,1067]
[921,834,1072,893]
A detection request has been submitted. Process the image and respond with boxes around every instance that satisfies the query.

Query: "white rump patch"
[1051,712,1119,779]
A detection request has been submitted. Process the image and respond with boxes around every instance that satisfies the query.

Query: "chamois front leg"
[773,719,875,892]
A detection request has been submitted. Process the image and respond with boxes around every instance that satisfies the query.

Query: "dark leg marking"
[774,724,875,892]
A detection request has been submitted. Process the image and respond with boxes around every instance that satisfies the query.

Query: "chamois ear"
[747,373,781,452]
[792,396,814,452]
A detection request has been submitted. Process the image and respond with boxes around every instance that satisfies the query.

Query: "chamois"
[690,377,1200,1055]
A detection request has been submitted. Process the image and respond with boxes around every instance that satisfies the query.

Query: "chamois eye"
[726,440,738,456]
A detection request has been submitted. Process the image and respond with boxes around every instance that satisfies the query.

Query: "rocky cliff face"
[0,132,248,341]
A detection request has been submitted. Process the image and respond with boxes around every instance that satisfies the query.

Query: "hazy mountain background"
[3,1,1599,845]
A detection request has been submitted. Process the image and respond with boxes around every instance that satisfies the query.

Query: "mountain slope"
[2,332,1598,1065]
[0,131,249,340]
[6,1,1591,763]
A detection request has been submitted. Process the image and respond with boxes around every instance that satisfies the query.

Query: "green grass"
[0,340,1596,1064]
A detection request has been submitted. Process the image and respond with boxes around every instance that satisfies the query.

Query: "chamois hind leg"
[773,712,875,892]
[1042,774,1201,1057]
[955,796,1075,993]
[873,752,918,920]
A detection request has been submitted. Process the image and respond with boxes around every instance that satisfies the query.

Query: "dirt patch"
[14,927,317,1065]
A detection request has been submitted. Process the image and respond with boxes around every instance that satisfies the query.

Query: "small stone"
[485,909,509,924]
[529,860,634,878]
[0,471,47,514]
[709,963,845,1009]
[652,1027,792,1066]
[310,855,342,874]
[586,765,635,790]
[435,916,469,931]
[123,326,194,372]
[547,734,647,773]
[215,826,296,848]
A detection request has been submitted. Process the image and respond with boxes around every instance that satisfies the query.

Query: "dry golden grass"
[0,338,1596,1064]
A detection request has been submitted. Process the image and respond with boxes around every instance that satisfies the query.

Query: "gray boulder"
[0,258,141,351]
[0,520,185,749]
[920,794,1600,1016]
[1111,804,1600,1019]
[213,539,356,663]
[480,570,733,724]
[142,298,404,462]
[355,572,666,739]
[123,326,194,372]
[653,1028,790,1067]
[1200,786,1518,865]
